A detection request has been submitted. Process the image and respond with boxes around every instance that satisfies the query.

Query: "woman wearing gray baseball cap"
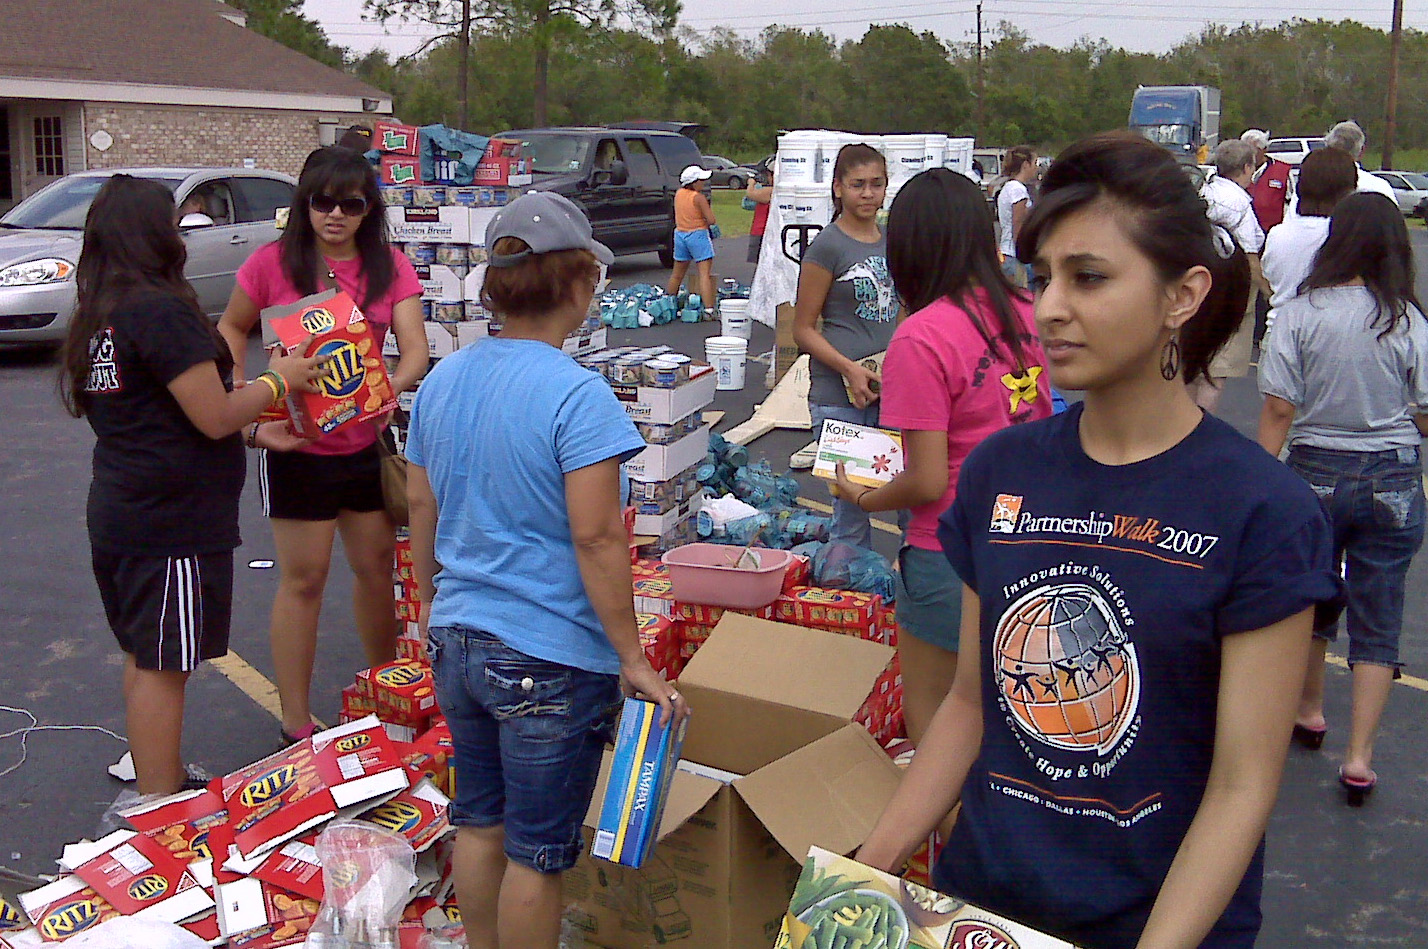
[404,191,688,949]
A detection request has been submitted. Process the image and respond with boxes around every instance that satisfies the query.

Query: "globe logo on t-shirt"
[993,583,1140,755]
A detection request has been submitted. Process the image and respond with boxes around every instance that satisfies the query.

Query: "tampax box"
[218,716,410,859]
[566,614,903,949]
[266,290,397,439]
[591,698,689,868]
[774,847,1079,949]
[375,120,421,156]
[812,419,904,488]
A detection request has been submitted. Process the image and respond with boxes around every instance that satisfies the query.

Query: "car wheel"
[728,176,745,190]
[658,237,675,269]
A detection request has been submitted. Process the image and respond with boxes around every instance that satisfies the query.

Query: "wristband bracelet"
[254,373,281,404]
[855,487,874,511]
[245,422,260,449]
[256,369,288,404]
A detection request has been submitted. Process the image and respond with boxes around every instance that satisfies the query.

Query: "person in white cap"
[1241,129,1293,234]
[666,164,718,313]
[405,190,688,949]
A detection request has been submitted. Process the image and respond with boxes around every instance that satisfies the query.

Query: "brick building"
[0,0,393,210]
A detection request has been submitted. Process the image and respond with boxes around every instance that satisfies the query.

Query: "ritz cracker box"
[813,419,904,489]
[262,289,397,439]
[775,846,1080,949]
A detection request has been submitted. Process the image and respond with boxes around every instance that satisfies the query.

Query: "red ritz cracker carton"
[631,557,669,579]
[632,574,675,617]
[71,830,214,924]
[783,553,812,591]
[216,878,322,948]
[355,660,438,719]
[267,290,397,439]
[219,716,410,859]
[358,777,452,853]
[120,786,228,864]
[775,847,1079,949]
[0,893,38,947]
[409,719,456,796]
[776,586,882,638]
[636,611,683,679]
[676,619,715,660]
[19,876,119,943]
[672,600,777,627]
[250,837,324,902]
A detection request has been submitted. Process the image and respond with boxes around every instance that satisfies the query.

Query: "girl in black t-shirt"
[59,175,328,795]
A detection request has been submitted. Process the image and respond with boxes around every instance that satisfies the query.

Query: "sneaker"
[789,440,818,470]
[279,722,318,747]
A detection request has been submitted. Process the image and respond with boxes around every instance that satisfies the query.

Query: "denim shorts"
[893,545,963,652]
[427,625,621,872]
[1287,445,1426,668]
[674,228,714,262]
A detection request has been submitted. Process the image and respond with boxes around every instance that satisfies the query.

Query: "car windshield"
[1133,124,1193,147]
[503,134,592,174]
[1400,173,1428,190]
[2,174,184,229]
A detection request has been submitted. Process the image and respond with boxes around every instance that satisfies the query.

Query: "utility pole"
[458,0,472,130]
[1382,0,1404,169]
[976,0,984,136]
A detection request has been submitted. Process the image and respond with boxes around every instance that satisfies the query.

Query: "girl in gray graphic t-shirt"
[793,143,900,550]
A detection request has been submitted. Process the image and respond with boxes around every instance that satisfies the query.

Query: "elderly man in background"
[1242,129,1294,233]
[1194,138,1266,412]
[1290,120,1395,216]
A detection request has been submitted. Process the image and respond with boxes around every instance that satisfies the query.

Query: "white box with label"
[386,206,472,243]
[625,425,710,483]
[618,369,717,425]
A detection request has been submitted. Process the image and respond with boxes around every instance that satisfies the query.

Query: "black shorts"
[259,443,385,521]
[92,549,233,671]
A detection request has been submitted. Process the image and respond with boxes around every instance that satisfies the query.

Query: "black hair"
[1295,147,1358,217]
[281,146,392,309]
[830,143,887,221]
[887,168,1032,369]
[1017,132,1250,385]
[1302,192,1423,339]
[337,125,373,152]
[1003,145,1036,177]
[60,175,205,417]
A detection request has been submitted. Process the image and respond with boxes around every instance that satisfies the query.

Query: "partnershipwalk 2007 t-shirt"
[935,404,1339,949]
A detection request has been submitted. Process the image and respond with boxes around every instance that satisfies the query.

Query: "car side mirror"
[178,212,214,228]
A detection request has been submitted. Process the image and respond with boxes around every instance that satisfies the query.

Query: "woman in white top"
[996,146,1037,287]
[1261,146,1357,334]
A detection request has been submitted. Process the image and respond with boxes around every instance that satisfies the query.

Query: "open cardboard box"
[566,614,903,949]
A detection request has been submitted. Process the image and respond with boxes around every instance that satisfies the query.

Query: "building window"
[33,116,64,177]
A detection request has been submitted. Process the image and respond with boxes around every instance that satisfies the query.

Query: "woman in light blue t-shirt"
[405,192,687,949]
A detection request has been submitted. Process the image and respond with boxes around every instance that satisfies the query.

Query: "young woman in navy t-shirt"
[858,133,1341,948]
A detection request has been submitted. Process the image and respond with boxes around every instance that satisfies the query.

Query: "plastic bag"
[66,917,209,949]
[307,820,417,948]
[813,542,897,602]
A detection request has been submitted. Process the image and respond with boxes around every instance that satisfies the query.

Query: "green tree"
[227,0,347,68]
[841,26,970,134]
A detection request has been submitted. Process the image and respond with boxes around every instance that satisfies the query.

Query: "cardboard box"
[632,491,704,537]
[249,838,324,902]
[774,847,1078,949]
[120,787,228,864]
[591,699,689,868]
[413,263,465,303]
[813,419,904,488]
[472,157,531,186]
[375,120,421,157]
[562,326,608,357]
[455,321,489,349]
[843,350,886,403]
[773,302,799,385]
[386,206,472,244]
[218,717,410,859]
[354,661,439,719]
[566,614,902,949]
[214,878,321,947]
[625,425,711,483]
[424,321,456,359]
[19,876,118,942]
[632,573,675,618]
[616,369,718,425]
[635,612,682,680]
[68,830,215,926]
[775,587,883,639]
[358,778,452,854]
[380,153,422,186]
[267,291,397,438]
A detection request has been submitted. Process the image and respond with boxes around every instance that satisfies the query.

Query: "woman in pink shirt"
[218,146,428,745]
[834,168,1052,743]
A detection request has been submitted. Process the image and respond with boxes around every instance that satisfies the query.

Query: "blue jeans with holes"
[1287,445,1425,668]
[427,625,621,873]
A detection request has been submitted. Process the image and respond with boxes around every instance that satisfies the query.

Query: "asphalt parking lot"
[2,234,1427,945]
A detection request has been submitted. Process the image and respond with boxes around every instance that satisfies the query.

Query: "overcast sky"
[305,0,1418,58]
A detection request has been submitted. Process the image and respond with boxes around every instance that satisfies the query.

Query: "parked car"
[700,155,759,190]
[1371,171,1428,217]
[0,167,295,348]
[1265,137,1326,166]
[493,126,704,268]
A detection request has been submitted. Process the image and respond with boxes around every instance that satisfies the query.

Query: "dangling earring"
[1160,336,1182,381]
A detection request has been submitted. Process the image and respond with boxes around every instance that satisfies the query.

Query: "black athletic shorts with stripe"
[92,550,233,672]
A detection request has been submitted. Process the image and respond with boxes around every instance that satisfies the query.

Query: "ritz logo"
[328,861,361,888]
[367,800,423,834]
[313,338,365,398]
[376,665,426,688]
[127,874,169,903]
[299,307,336,334]
[949,921,1020,949]
[190,830,211,860]
[335,733,371,753]
[40,901,100,939]
[797,589,848,605]
[443,904,462,923]
[636,614,661,631]
[0,899,24,930]
[240,764,299,808]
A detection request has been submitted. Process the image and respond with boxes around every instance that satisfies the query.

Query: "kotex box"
[265,290,396,438]
[774,847,1079,949]
[812,419,904,488]
[591,698,689,868]
[565,614,902,949]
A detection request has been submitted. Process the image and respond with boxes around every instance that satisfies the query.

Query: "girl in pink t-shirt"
[832,168,1051,743]
[218,146,427,745]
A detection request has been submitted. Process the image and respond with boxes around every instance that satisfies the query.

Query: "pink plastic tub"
[661,543,794,609]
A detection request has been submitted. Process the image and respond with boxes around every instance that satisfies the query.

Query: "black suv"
[492,127,704,267]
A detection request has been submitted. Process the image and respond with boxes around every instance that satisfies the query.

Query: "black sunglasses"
[310,193,369,216]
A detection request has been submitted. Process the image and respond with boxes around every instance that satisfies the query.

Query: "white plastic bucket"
[705,335,749,390]
[923,134,949,170]
[776,131,821,184]
[945,137,975,176]
[719,298,752,340]
[880,134,927,185]
[815,132,866,183]
[790,182,834,226]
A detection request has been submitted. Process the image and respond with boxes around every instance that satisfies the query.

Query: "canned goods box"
[632,489,705,537]
[775,846,1079,949]
[625,424,711,483]
[386,205,473,243]
[812,419,905,488]
[617,367,718,425]
[567,614,901,949]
